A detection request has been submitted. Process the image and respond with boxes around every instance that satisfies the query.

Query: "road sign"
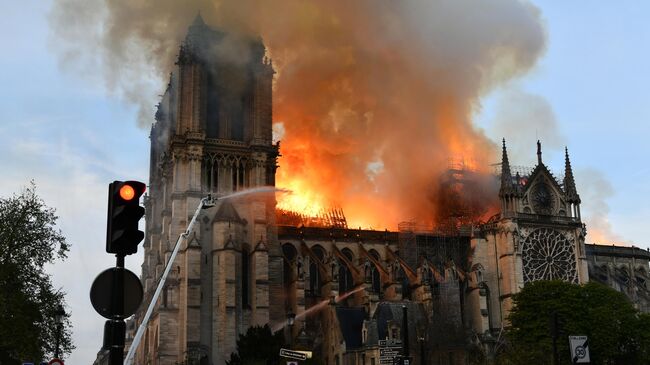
[279,348,307,361]
[569,336,590,364]
[379,339,402,347]
[48,359,64,365]
[380,348,401,357]
[90,267,143,319]
[379,339,402,365]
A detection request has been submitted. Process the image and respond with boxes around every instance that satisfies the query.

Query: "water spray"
[272,284,366,332]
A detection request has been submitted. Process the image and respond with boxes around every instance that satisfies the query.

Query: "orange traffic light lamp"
[106,180,146,256]
[119,184,138,201]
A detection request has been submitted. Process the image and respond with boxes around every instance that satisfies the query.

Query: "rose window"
[522,228,578,283]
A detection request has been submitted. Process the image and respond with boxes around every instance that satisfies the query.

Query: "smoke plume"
[489,87,566,164]
[576,168,629,245]
[50,0,547,229]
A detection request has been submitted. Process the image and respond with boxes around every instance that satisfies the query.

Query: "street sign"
[90,267,143,319]
[379,339,402,365]
[48,359,64,365]
[379,339,402,347]
[279,348,307,361]
[293,350,312,359]
[569,336,590,364]
[380,348,401,357]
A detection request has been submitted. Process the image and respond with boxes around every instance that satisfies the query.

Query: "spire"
[192,11,206,27]
[181,12,209,64]
[564,147,580,203]
[499,139,514,197]
[187,11,208,37]
[537,140,543,165]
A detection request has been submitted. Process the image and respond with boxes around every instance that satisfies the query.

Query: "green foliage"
[502,280,650,365]
[0,183,73,364]
[227,325,285,365]
[227,325,323,365]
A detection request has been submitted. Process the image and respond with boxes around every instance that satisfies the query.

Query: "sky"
[1,1,648,363]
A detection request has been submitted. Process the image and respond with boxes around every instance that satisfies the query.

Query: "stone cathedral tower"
[134,15,281,365]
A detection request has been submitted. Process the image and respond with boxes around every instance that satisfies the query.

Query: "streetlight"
[417,324,427,365]
[287,310,296,349]
[297,322,310,349]
[287,309,296,348]
[54,304,66,359]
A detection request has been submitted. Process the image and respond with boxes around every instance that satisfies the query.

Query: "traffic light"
[106,180,146,256]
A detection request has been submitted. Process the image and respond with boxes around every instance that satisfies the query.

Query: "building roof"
[585,243,650,261]
[335,306,366,350]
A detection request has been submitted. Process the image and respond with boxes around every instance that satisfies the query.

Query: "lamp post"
[287,310,296,349]
[417,324,427,365]
[297,322,310,349]
[54,304,66,359]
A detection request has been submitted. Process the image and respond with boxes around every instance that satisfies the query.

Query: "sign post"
[568,336,590,364]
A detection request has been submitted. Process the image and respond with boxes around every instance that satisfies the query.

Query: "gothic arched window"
[282,243,298,308]
[203,160,219,192]
[238,163,246,189]
[397,266,411,300]
[338,248,355,295]
[309,245,325,297]
[369,249,381,295]
[242,247,250,308]
[283,244,297,286]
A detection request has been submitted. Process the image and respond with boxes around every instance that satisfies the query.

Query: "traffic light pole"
[124,195,214,365]
[108,254,126,365]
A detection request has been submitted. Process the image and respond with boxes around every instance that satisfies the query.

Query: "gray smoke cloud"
[576,168,629,245]
[49,0,547,228]
[489,87,566,165]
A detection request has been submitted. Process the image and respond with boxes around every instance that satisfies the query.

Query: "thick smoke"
[489,87,566,164]
[576,168,629,245]
[50,0,546,229]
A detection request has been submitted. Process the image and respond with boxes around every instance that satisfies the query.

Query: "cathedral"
[107,16,650,365]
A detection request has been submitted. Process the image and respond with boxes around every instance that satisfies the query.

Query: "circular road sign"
[48,359,64,365]
[90,267,143,319]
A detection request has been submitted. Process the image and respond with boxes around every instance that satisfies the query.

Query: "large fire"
[257,1,546,229]
[275,178,325,218]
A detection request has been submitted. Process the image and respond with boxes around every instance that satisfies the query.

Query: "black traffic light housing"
[106,180,146,256]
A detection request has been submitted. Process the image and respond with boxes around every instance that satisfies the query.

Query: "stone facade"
[585,244,650,312]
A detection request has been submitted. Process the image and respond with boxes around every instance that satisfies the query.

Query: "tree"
[227,325,285,365]
[501,280,650,365]
[227,325,323,365]
[0,183,73,364]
